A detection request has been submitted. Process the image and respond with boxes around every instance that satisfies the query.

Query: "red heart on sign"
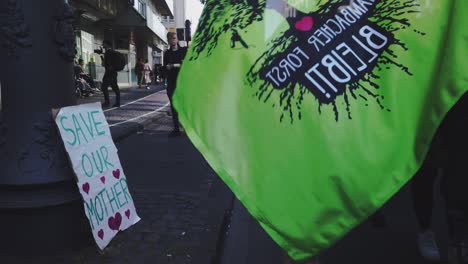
[100,176,106,184]
[97,229,104,239]
[125,209,131,219]
[108,212,122,231]
[82,183,90,195]
[295,16,314,31]
[112,169,120,179]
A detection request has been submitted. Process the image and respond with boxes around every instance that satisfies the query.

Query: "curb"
[110,104,169,143]
[210,181,235,264]
[199,175,235,264]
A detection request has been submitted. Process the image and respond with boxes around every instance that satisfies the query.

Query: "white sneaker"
[417,230,441,262]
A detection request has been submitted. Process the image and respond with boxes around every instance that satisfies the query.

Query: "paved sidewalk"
[3,100,233,264]
[78,84,168,143]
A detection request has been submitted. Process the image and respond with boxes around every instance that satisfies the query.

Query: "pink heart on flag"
[97,229,104,239]
[112,169,120,179]
[125,209,131,219]
[100,176,106,184]
[108,212,122,231]
[82,183,90,194]
[295,16,314,31]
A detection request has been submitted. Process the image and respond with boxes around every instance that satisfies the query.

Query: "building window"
[95,0,117,15]
[133,0,147,18]
[161,16,174,23]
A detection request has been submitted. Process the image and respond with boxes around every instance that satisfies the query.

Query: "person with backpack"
[100,40,126,108]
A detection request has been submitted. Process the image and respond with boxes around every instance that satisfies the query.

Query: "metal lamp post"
[0,0,91,255]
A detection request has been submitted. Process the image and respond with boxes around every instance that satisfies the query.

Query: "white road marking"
[103,89,165,112]
[108,102,170,127]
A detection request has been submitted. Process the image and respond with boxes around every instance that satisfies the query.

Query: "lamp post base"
[0,182,93,256]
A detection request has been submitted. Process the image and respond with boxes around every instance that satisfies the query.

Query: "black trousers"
[166,81,179,130]
[442,93,468,208]
[101,71,120,104]
[411,156,439,231]
[411,93,468,231]
[137,73,144,86]
[80,74,96,88]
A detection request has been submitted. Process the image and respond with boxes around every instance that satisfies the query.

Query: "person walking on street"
[154,63,163,83]
[411,157,442,262]
[135,58,144,88]
[438,93,468,263]
[163,32,187,137]
[100,40,121,107]
[143,59,152,90]
[410,93,468,263]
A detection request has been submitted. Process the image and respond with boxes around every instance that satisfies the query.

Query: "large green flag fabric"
[175,0,467,261]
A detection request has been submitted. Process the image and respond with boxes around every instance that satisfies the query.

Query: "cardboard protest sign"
[54,102,140,250]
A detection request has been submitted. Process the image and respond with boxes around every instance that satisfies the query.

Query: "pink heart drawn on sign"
[100,176,106,184]
[108,212,122,231]
[125,209,131,219]
[97,229,104,240]
[295,16,314,31]
[82,183,90,194]
[112,169,120,179]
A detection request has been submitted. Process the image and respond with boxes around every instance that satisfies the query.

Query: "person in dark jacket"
[135,57,145,88]
[100,40,120,107]
[163,32,187,137]
[439,93,468,262]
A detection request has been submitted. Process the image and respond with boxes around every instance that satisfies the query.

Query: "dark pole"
[0,0,91,255]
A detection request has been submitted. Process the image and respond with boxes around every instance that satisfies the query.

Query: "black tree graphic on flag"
[191,0,424,122]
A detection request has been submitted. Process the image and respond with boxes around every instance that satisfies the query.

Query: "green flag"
[175,0,467,260]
